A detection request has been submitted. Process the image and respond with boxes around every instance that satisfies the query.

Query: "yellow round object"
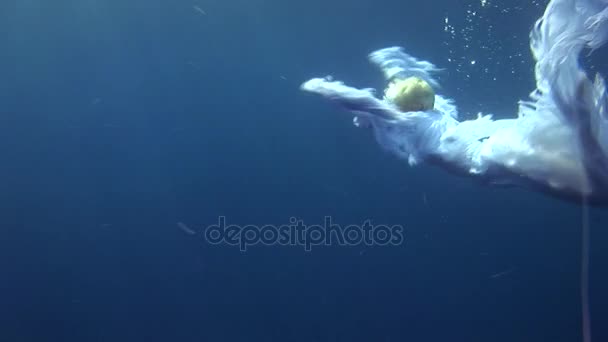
[384,76,435,112]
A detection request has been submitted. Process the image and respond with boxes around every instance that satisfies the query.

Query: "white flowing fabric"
[301,0,608,204]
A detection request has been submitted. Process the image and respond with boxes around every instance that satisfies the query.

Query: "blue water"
[0,0,607,341]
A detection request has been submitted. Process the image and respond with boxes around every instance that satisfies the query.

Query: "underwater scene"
[1,0,608,341]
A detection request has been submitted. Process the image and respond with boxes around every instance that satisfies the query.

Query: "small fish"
[489,268,515,279]
[193,5,207,16]
[177,222,197,235]
[187,61,201,69]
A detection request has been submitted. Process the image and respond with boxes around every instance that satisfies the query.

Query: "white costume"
[301,0,608,204]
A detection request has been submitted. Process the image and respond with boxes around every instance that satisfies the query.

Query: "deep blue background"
[0,0,607,341]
